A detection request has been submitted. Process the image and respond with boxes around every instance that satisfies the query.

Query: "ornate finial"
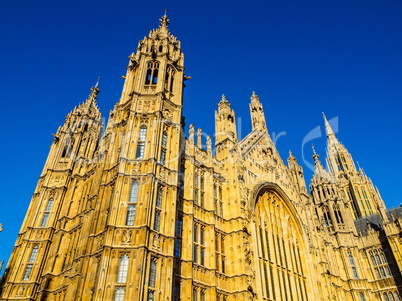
[87,78,100,104]
[288,150,296,160]
[219,94,230,105]
[250,91,260,104]
[159,10,170,28]
[312,144,323,169]
[322,112,326,119]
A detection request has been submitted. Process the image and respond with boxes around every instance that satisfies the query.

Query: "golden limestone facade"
[1,13,402,301]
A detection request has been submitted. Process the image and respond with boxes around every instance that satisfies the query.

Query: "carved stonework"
[122,230,132,245]
[152,234,160,251]
[16,285,24,296]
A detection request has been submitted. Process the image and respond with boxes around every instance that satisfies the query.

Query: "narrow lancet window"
[126,181,139,226]
[136,126,147,159]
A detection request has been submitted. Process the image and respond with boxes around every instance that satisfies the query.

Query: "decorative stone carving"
[122,230,131,245]
[152,234,160,251]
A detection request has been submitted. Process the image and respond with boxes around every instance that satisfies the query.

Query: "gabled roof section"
[238,130,267,157]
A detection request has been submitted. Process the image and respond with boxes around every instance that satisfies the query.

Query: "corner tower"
[91,12,187,301]
[323,113,384,219]
[215,95,237,160]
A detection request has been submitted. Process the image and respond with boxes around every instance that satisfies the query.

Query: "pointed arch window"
[175,215,183,257]
[61,139,74,158]
[136,126,147,159]
[29,246,39,262]
[219,185,223,218]
[362,188,373,215]
[145,61,159,85]
[160,132,167,165]
[255,190,310,301]
[147,257,157,300]
[369,249,392,279]
[40,197,54,227]
[114,288,125,301]
[23,245,39,280]
[126,181,139,226]
[333,205,344,224]
[148,258,157,287]
[153,186,162,231]
[117,254,129,283]
[349,252,358,279]
[194,169,199,206]
[115,254,128,301]
[322,206,332,227]
[165,65,175,92]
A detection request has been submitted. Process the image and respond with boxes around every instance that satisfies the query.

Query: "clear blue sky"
[0,0,401,272]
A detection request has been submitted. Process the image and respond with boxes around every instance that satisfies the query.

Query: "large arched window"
[255,189,309,301]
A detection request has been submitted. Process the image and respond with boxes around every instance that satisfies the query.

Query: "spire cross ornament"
[159,10,170,28]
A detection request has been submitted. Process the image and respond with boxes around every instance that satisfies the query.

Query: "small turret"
[215,95,237,160]
[287,151,308,195]
[249,92,267,131]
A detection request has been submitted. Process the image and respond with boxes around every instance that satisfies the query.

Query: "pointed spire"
[159,9,170,28]
[312,144,323,170]
[87,77,100,104]
[323,112,339,145]
[249,91,267,131]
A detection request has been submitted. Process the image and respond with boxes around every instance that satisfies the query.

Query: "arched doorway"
[253,186,309,301]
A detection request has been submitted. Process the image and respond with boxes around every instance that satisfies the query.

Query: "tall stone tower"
[2,12,402,301]
[0,12,185,301]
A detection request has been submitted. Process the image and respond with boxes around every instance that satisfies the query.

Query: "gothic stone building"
[1,13,402,301]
